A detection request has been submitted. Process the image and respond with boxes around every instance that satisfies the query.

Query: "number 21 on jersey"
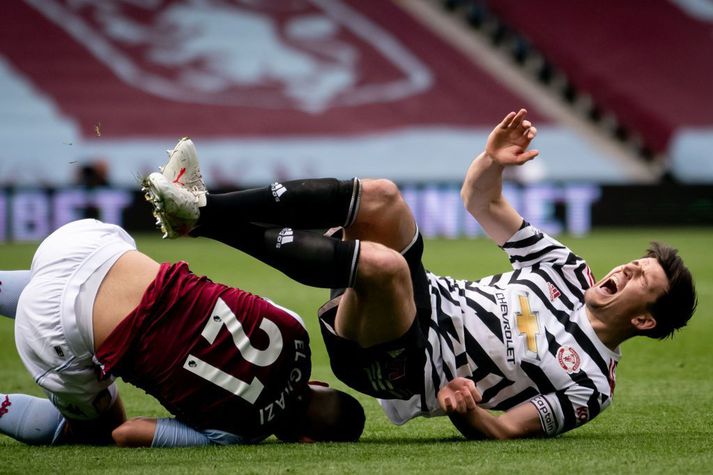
[183,297,283,404]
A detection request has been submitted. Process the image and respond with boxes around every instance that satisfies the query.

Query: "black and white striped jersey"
[380,223,620,436]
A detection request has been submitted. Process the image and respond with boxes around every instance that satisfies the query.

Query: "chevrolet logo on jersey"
[515,293,541,359]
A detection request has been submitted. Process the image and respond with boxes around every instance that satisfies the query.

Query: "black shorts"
[318,233,431,400]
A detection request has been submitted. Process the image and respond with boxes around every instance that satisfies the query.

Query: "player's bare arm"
[461,108,539,246]
[112,417,157,447]
[437,377,543,440]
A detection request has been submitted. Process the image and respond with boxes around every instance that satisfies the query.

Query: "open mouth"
[601,276,619,295]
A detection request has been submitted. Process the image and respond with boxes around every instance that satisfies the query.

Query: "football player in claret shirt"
[140,108,696,440]
[0,218,364,446]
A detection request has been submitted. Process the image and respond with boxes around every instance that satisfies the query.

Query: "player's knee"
[357,242,410,289]
[360,179,405,218]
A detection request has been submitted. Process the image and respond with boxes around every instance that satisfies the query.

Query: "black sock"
[197,178,360,231]
[201,222,360,288]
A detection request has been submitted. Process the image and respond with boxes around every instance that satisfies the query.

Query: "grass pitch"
[1,228,712,474]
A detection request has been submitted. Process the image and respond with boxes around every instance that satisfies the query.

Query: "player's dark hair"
[640,242,697,339]
[274,387,365,443]
[311,390,365,442]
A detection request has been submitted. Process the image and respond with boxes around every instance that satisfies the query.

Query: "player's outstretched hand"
[485,108,539,167]
[438,377,482,414]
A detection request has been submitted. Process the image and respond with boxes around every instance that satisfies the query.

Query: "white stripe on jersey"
[382,224,620,437]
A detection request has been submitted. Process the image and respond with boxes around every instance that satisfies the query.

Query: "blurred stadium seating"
[0,0,710,241]
[437,0,713,182]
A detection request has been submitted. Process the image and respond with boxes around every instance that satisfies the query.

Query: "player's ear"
[631,313,656,332]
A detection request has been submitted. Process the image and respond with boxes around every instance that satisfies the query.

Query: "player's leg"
[317,238,428,399]
[199,221,362,289]
[0,393,65,445]
[144,137,362,237]
[332,179,421,345]
[0,270,31,319]
[144,138,417,251]
[148,136,418,253]
[343,178,417,251]
[189,180,417,297]
[198,177,361,230]
[144,175,361,238]
[234,178,421,343]
[314,179,430,400]
[201,178,415,253]
[335,241,416,347]
[0,273,67,445]
[14,220,131,444]
[146,168,420,342]
[144,161,364,287]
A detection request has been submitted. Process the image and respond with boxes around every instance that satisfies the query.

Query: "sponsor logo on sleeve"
[575,405,589,424]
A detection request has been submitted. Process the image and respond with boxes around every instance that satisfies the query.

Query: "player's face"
[585,257,669,319]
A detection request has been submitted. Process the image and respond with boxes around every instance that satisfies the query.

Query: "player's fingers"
[448,393,459,412]
[473,387,482,403]
[440,394,453,412]
[457,388,474,412]
[464,397,476,412]
[454,391,467,413]
[500,111,516,129]
[522,120,532,129]
[510,108,527,128]
[526,126,538,139]
[463,380,482,403]
[516,150,539,164]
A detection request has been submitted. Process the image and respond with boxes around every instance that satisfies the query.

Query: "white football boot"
[142,172,200,239]
[159,137,207,206]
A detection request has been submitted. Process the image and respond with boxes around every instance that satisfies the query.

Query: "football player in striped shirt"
[140,109,697,439]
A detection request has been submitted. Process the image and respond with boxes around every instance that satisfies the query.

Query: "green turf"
[1,228,712,474]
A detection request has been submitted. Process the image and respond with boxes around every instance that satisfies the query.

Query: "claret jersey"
[95,262,312,440]
[382,223,619,436]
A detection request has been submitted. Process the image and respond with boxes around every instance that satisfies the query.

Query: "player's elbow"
[460,185,475,209]
[112,424,133,447]
[460,186,493,220]
[112,418,154,447]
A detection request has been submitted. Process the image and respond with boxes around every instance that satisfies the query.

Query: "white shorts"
[15,219,136,420]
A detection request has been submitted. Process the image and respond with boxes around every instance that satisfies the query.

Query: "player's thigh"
[334,241,416,347]
[344,179,416,252]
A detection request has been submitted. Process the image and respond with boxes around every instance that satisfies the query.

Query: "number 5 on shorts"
[183,297,284,404]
